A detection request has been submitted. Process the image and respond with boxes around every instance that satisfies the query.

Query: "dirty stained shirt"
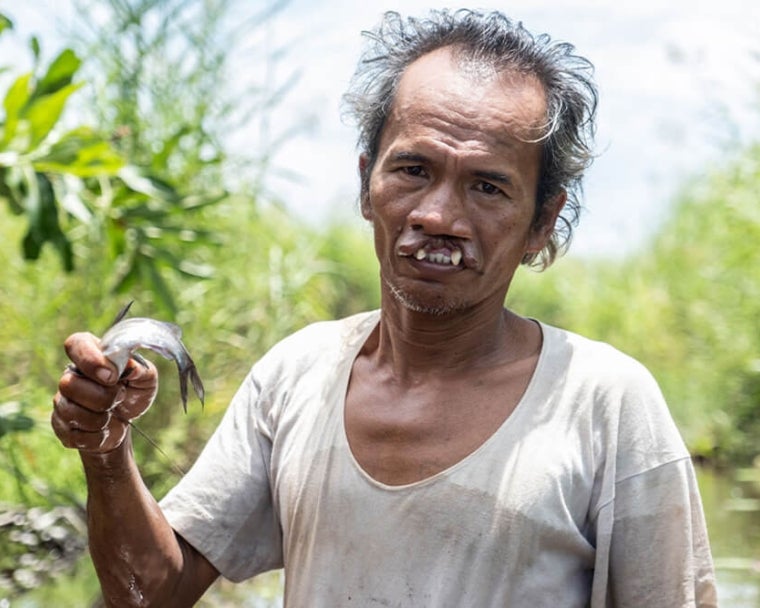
[160,310,717,607]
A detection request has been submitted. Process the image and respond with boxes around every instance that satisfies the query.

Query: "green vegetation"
[1,1,759,603]
[507,145,760,464]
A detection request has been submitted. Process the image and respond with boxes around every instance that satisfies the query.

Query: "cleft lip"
[396,235,477,269]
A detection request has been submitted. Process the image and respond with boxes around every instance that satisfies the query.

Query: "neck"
[372,291,532,382]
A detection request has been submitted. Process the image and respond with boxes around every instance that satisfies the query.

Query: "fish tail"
[179,370,189,413]
[179,359,205,413]
[190,363,206,407]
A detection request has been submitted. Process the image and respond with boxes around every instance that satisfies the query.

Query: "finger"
[114,379,157,422]
[51,408,81,449]
[114,394,154,422]
[51,407,129,452]
[121,356,159,389]
[102,358,159,421]
[51,406,109,451]
[53,393,110,432]
[85,414,130,453]
[58,368,122,414]
[64,332,119,386]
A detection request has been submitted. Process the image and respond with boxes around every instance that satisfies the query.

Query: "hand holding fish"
[52,302,205,454]
[52,331,159,453]
[50,307,214,606]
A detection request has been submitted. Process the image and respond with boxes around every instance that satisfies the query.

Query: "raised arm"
[52,332,219,607]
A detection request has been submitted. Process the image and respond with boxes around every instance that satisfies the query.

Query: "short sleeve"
[160,368,283,582]
[606,459,717,607]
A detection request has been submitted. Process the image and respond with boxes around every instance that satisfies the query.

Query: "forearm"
[55,332,218,605]
[81,432,190,607]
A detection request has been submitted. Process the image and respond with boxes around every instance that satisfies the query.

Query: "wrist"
[79,431,134,477]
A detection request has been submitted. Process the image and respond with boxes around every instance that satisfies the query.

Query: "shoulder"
[540,323,689,475]
[539,322,658,391]
[539,322,667,415]
[250,310,379,385]
[265,310,378,359]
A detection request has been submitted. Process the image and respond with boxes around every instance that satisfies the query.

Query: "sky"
[3,1,760,258]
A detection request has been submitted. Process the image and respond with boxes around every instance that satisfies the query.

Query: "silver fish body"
[99,317,205,412]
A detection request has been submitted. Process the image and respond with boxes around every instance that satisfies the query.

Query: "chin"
[385,279,469,317]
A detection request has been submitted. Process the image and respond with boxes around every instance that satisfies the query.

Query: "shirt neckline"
[336,310,553,491]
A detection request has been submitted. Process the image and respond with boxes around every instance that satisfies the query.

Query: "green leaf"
[151,125,191,172]
[141,224,218,244]
[116,203,171,222]
[148,246,214,279]
[35,127,125,177]
[34,48,81,99]
[118,166,181,202]
[180,191,228,211]
[0,167,16,209]
[0,14,13,37]
[177,260,215,279]
[145,259,177,316]
[22,223,43,261]
[0,402,34,440]
[21,172,74,271]
[72,141,125,174]
[0,165,25,214]
[25,82,84,147]
[57,182,92,223]
[30,36,41,62]
[112,253,141,294]
[2,73,32,146]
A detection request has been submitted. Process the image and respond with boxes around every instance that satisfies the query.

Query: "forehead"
[384,46,547,150]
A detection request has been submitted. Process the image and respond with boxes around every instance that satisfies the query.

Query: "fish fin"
[118,352,150,381]
[133,352,150,369]
[109,300,135,328]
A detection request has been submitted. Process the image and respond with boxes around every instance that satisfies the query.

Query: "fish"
[97,302,205,412]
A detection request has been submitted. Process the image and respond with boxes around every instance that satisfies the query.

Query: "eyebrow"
[392,151,429,164]
[474,170,514,187]
[391,151,516,187]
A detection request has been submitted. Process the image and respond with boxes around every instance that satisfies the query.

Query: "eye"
[401,165,426,178]
[475,181,506,197]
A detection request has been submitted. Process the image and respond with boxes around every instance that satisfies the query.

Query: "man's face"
[361,46,562,316]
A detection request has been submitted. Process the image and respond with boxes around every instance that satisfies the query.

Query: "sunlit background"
[6,0,760,257]
[2,1,760,606]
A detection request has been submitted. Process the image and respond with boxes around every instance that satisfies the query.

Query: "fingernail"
[96,368,113,383]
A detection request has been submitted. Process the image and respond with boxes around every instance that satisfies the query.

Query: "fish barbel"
[98,305,205,412]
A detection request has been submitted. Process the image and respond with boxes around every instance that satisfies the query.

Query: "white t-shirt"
[160,311,717,607]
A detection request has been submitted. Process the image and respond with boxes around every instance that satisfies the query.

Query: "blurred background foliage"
[1,0,759,604]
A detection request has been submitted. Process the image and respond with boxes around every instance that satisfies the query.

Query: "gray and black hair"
[342,9,598,269]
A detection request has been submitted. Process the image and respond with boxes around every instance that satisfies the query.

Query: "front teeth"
[413,248,462,266]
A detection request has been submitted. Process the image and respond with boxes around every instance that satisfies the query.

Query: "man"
[52,9,717,607]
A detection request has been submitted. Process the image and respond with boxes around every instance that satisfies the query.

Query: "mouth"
[411,246,463,267]
[396,234,478,272]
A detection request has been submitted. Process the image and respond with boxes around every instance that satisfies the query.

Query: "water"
[698,467,760,606]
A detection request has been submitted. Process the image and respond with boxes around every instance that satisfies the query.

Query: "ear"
[525,190,567,254]
[358,154,372,221]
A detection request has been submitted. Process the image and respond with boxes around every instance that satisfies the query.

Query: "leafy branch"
[0,14,224,315]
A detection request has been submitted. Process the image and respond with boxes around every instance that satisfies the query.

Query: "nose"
[407,181,472,238]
